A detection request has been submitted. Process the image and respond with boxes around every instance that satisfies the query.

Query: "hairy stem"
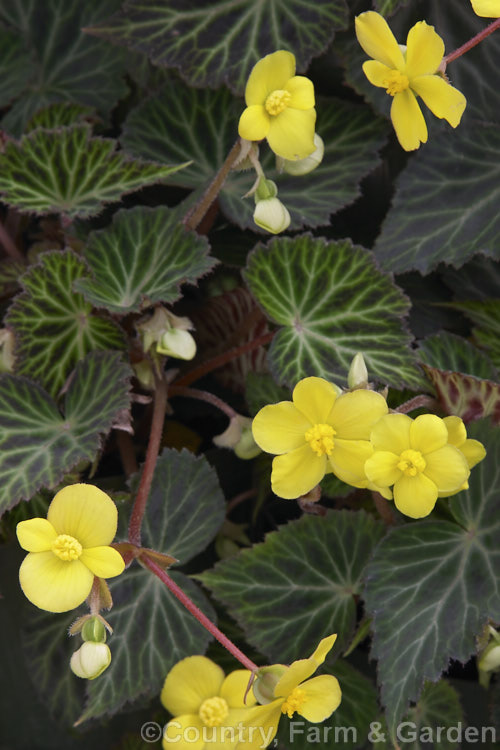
[443,17,500,64]
[372,492,397,526]
[128,375,168,546]
[169,386,238,419]
[394,395,440,414]
[143,554,259,672]
[0,220,23,262]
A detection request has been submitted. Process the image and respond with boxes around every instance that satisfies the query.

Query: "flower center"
[198,697,229,727]
[281,687,306,718]
[305,423,336,457]
[52,534,83,561]
[382,70,410,96]
[397,449,426,477]
[265,89,292,116]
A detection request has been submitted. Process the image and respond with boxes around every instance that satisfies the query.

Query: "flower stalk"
[443,17,500,64]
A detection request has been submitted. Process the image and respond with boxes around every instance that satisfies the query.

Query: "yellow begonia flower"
[252,376,388,499]
[161,656,257,750]
[238,51,316,161]
[16,484,125,613]
[241,634,341,749]
[364,414,470,518]
[355,11,466,151]
[471,0,500,17]
[439,415,486,497]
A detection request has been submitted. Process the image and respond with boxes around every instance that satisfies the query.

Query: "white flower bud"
[157,328,197,360]
[213,415,261,459]
[253,197,291,235]
[70,641,111,680]
[137,307,196,359]
[280,134,324,176]
[347,352,369,389]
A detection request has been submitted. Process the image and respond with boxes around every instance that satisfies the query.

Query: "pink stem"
[444,18,500,64]
[169,386,238,419]
[143,554,259,672]
[0,220,23,262]
[394,395,440,414]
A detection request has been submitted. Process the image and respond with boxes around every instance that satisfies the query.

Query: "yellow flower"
[161,656,256,750]
[364,414,470,518]
[355,11,466,151]
[16,484,125,613]
[471,0,500,17]
[238,51,316,161]
[242,634,341,749]
[439,416,486,497]
[252,376,388,499]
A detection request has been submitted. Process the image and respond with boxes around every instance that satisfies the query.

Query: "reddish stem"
[128,375,168,546]
[142,554,259,672]
[173,331,275,388]
[372,492,397,526]
[0,220,23,262]
[443,17,500,64]
[226,489,257,515]
[394,395,440,414]
[169,386,238,419]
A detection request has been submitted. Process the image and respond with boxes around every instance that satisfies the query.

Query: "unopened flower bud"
[253,665,287,704]
[279,134,324,176]
[81,616,107,643]
[137,307,196,360]
[70,641,111,680]
[157,328,196,360]
[213,415,261,459]
[254,198,290,235]
[479,642,500,673]
[0,329,15,373]
[347,352,368,390]
[133,359,155,390]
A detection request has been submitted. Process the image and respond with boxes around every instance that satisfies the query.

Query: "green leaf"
[0,0,128,136]
[422,366,500,424]
[123,87,389,231]
[374,125,500,275]
[87,0,349,94]
[418,332,498,382]
[446,301,500,371]
[0,351,132,515]
[80,567,215,721]
[0,124,188,218]
[75,206,215,314]
[26,102,95,131]
[245,372,290,417]
[276,660,378,750]
[0,26,32,108]
[131,448,226,563]
[243,235,424,390]
[373,0,412,15]
[6,250,125,396]
[200,510,385,661]
[364,420,500,731]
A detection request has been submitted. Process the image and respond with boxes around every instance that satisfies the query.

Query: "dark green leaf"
[87,0,349,94]
[418,332,498,382]
[26,102,96,131]
[422,366,500,424]
[200,510,385,660]
[0,124,188,218]
[364,421,500,731]
[245,372,290,417]
[0,26,32,108]
[6,250,125,396]
[0,351,132,515]
[446,301,500,371]
[75,206,215,314]
[244,235,424,390]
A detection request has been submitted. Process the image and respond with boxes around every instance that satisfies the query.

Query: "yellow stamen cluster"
[199,696,229,727]
[281,687,306,718]
[397,449,426,477]
[52,534,82,561]
[305,423,336,457]
[265,89,291,116]
[382,70,409,96]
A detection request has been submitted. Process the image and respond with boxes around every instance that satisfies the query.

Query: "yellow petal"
[161,656,225,715]
[292,377,339,424]
[365,451,401,487]
[411,75,466,127]
[410,414,448,454]
[252,402,310,455]
[362,60,395,88]
[162,715,205,750]
[470,0,500,18]
[329,390,388,439]
[271,445,326,499]
[266,107,316,160]
[80,546,125,578]
[355,11,405,70]
[220,670,256,708]
[329,438,374,486]
[405,21,444,77]
[238,105,270,142]
[275,659,317,698]
[19,551,93,612]
[393,473,438,518]
[245,51,296,106]
[285,76,315,109]
[234,702,282,750]
[443,416,467,447]
[16,518,57,552]
[47,483,118,548]
[460,438,486,469]
[391,89,428,151]
[310,633,337,665]
[370,413,412,452]
[299,674,342,722]
[423,445,469,492]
